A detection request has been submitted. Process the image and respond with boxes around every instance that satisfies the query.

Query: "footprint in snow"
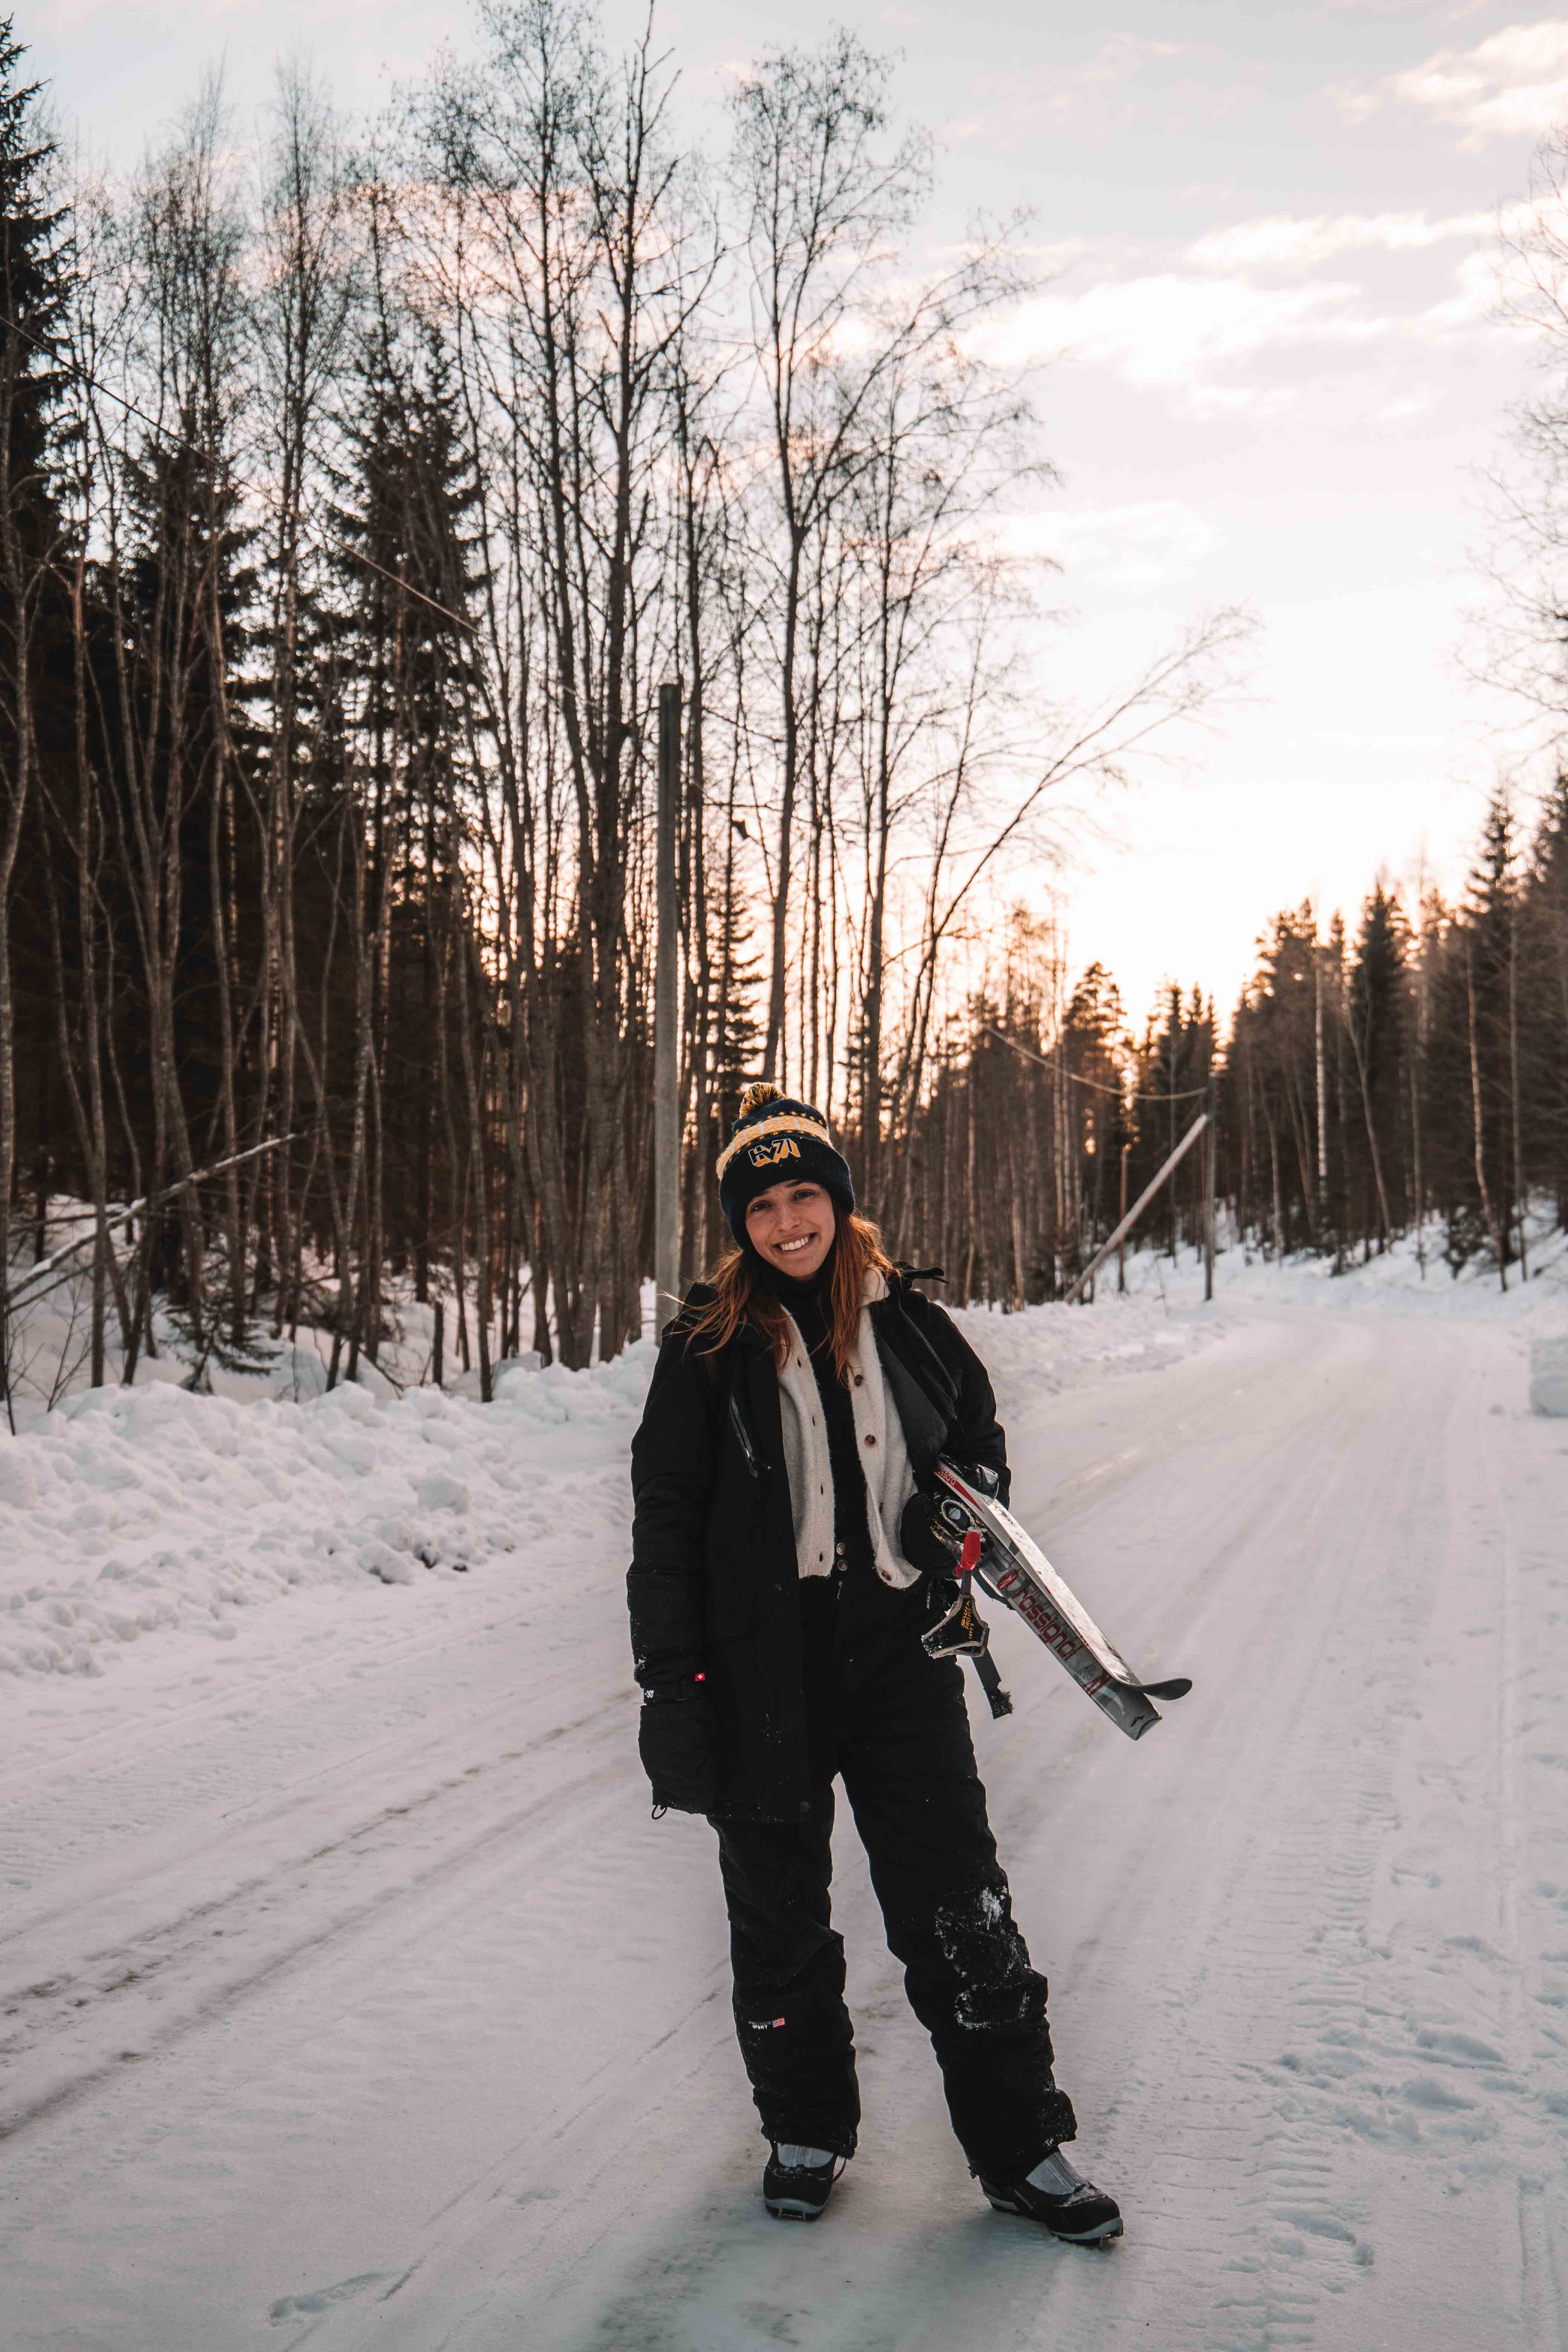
[1404,2076,1476,2111]
[1271,2208,1358,2247]
[1442,1933,1505,1962]
[268,2272,394,2323]
[1415,2029,1504,2066]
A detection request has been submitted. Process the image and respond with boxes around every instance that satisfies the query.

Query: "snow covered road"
[4,1300,1566,2350]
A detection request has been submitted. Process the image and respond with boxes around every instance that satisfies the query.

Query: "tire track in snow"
[0,1739,632,2147]
[1194,1363,1432,2349]
[1047,1315,1564,2352]
[0,1606,627,1947]
[4,1307,1564,2351]
[322,1318,1401,2352]
[998,1316,1417,2352]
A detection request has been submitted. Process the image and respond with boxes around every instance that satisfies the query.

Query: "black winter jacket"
[627,1272,1010,1821]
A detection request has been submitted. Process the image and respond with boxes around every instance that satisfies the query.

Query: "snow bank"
[1125,1208,1568,1321]
[1528,1334,1568,1416]
[0,1349,652,1680]
[0,1291,1212,1683]
[27,1204,1568,1689]
[947,1288,1212,1393]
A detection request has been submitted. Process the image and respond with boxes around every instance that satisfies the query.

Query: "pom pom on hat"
[735,1079,785,1120]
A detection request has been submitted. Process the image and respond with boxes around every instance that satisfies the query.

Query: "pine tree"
[708,861,764,1128]
[1346,884,1406,1249]
[322,320,487,1347]
[1064,962,1129,1264]
[0,16,67,561]
[1525,774,1568,1223]
[1139,983,1205,1256]
[112,420,260,1325]
[1465,793,1519,1272]
[328,326,484,887]
[0,17,72,1378]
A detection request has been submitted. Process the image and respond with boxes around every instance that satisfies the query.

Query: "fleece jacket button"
[864,1434,876,1447]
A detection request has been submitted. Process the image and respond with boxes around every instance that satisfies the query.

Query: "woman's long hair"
[686,1209,896,1380]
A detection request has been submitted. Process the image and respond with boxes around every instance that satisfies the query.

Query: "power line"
[6,310,479,639]
[981,1022,1208,1104]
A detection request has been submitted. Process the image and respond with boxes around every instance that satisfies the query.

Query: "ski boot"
[763,2144,845,2222]
[977,2145,1123,2243]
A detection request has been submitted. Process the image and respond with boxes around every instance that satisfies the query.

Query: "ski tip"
[1137,1676,1192,1701]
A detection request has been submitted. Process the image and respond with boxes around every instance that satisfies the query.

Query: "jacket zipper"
[728,1384,766,1479]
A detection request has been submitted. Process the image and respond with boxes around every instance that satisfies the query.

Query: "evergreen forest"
[2,6,1564,1412]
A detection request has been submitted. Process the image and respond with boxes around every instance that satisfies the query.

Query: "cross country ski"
[926,1457,1193,1741]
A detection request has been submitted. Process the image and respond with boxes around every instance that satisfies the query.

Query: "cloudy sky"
[32,0,1568,1023]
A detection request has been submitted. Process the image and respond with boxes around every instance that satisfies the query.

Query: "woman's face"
[744,1179,836,1280]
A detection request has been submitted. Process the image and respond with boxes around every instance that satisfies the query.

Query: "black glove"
[638,1684,720,1815]
[899,1488,965,1579]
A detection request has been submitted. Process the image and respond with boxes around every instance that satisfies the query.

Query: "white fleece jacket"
[773,1267,921,1589]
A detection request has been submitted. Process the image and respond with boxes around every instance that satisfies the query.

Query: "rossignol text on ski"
[922,1456,1193,1740]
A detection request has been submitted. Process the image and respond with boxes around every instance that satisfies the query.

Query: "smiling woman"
[743,1179,837,1281]
[624,1078,1125,2243]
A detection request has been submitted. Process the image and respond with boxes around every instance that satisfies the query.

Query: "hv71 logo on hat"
[747,1135,801,1168]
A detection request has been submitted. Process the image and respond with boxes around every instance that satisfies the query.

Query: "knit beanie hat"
[717,1082,856,1240]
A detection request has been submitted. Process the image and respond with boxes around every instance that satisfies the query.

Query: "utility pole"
[1204,1072,1216,1302]
[1314,931,1328,1231]
[1117,1142,1130,1294]
[654,681,682,1331]
[1066,1112,1208,1305]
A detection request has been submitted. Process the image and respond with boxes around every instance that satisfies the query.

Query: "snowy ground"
[3,1246,1566,2349]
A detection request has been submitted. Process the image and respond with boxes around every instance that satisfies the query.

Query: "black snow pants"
[711,1632,1077,2181]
